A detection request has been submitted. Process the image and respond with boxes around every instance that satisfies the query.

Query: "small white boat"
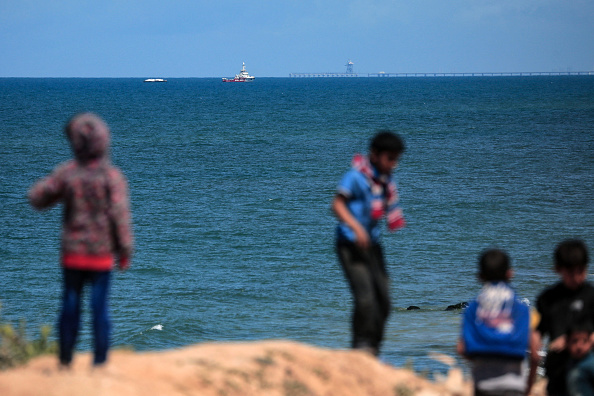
[144,78,167,82]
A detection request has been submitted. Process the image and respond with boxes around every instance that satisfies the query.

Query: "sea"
[1,76,593,376]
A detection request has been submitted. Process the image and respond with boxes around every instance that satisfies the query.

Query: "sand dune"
[0,340,546,396]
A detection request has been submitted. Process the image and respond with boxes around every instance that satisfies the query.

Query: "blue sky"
[1,0,593,77]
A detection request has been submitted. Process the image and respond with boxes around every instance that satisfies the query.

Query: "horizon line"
[1,71,593,79]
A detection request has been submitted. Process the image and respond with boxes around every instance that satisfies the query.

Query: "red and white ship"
[222,62,255,82]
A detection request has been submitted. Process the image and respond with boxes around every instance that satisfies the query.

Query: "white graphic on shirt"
[570,299,584,311]
[476,283,515,334]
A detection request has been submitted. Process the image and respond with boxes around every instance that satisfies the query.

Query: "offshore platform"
[289,60,358,78]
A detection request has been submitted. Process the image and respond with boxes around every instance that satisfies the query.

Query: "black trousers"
[544,350,570,396]
[337,242,391,354]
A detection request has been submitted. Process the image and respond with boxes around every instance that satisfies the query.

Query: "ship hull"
[222,77,255,82]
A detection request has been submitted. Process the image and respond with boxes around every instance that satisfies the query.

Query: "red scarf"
[352,154,405,231]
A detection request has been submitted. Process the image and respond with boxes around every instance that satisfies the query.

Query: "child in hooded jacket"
[28,113,133,367]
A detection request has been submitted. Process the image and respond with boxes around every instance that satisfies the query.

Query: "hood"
[65,113,110,162]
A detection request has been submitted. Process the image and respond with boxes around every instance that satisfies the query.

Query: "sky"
[1,0,593,77]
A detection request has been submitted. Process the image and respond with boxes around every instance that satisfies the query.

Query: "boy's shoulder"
[538,281,594,304]
[106,164,126,177]
[466,283,529,316]
[45,160,79,180]
[341,167,366,179]
[54,159,77,172]
[537,281,564,299]
[338,168,369,189]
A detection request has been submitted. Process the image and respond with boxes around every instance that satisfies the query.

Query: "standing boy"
[536,239,593,396]
[457,249,539,396]
[28,113,133,367]
[332,130,406,356]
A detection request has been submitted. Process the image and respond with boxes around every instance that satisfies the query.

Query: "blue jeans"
[59,269,111,365]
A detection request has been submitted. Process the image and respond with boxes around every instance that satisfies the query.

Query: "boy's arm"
[28,166,65,210]
[107,169,134,270]
[456,338,466,357]
[549,334,566,351]
[526,309,542,395]
[332,194,370,249]
[538,301,566,352]
[457,306,471,359]
[526,330,542,396]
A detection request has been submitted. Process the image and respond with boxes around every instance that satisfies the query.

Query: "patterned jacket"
[28,113,133,271]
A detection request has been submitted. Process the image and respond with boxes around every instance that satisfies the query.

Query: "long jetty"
[289,73,359,78]
[289,71,593,78]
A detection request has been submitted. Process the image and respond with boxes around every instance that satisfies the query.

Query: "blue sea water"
[1,76,593,374]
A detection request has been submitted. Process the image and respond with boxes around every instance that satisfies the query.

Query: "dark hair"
[370,130,405,155]
[555,239,589,270]
[566,317,594,338]
[479,249,510,282]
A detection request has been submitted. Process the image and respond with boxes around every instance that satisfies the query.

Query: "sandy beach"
[0,340,547,396]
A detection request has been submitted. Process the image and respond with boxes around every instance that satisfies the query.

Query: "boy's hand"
[353,225,371,250]
[332,195,371,249]
[549,335,566,351]
[118,256,130,271]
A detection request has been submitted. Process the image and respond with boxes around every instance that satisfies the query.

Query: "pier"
[367,71,593,77]
[289,72,358,78]
[289,71,593,78]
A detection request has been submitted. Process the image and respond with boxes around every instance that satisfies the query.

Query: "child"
[457,249,539,396]
[536,239,593,396]
[332,130,406,356]
[28,113,133,367]
[566,321,594,396]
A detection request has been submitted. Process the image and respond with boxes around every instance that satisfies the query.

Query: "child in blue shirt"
[332,130,405,356]
[458,249,539,396]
